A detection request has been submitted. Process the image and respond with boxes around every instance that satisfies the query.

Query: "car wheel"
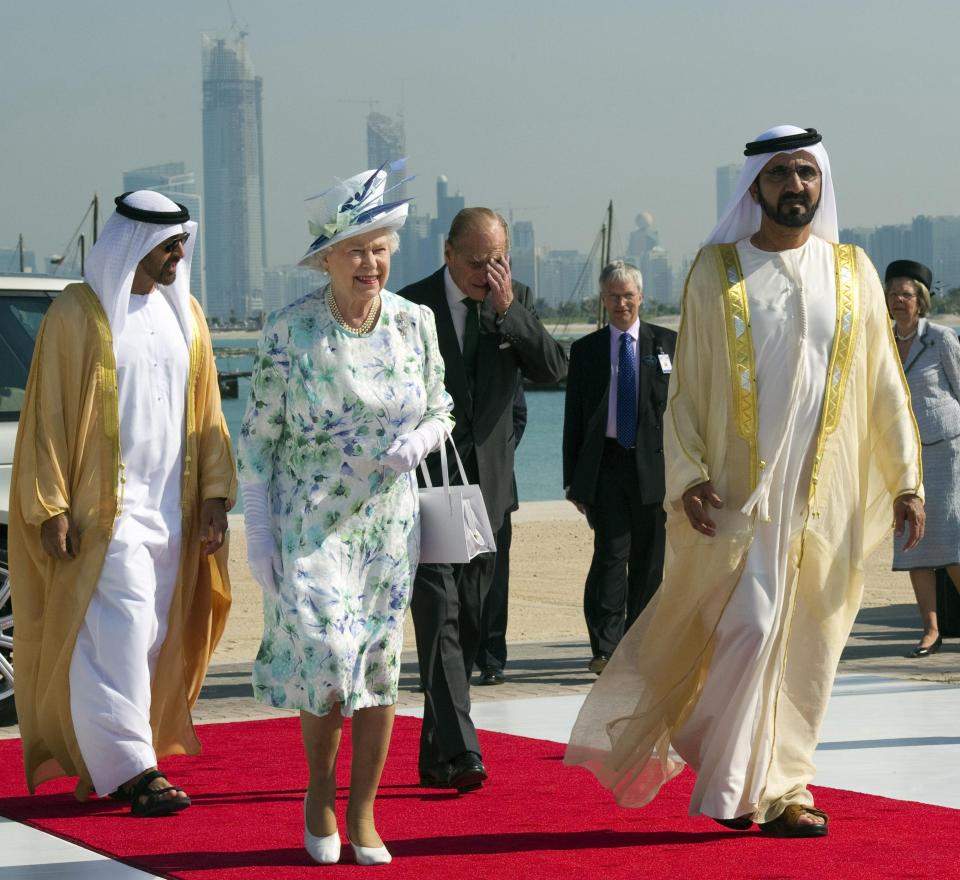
[0,565,16,726]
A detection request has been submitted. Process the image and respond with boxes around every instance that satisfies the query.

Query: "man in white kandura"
[11,191,235,817]
[565,125,925,837]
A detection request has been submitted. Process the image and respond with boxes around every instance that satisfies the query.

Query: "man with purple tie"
[563,261,676,674]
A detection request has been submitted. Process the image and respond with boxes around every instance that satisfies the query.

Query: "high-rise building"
[366,111,407,202]
[511,221,536,297]
[913,215,960,292]
[626,212,658,266]
[716,164,742,221]
[838,215,960,294]
[838,226,871,252]
[641,247,674,304]
[263,265,319,314]
[396,210,440,290]
[673,254,695,301]
[537,249,596,308]
[123,162,205,308]
[201,32,267,321]
[435,175,464,236]
[868,224,912,284]
[366,110,420,285]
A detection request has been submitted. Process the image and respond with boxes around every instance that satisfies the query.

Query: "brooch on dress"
[394,312,410,339]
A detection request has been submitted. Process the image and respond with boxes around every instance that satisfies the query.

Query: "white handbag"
[417,431,497,564]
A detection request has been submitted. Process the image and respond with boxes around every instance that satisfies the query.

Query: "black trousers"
[411,551,497,770]
[583,442,666,658]
[475,513,512,673]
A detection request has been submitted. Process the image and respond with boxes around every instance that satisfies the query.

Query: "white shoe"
[350,839,392,865]
[304,797,340,865]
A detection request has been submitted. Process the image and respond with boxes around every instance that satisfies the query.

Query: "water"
[216,342,566,509]
[513,391,565,502]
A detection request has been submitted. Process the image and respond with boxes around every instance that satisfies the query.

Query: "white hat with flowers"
[299,159,413,267]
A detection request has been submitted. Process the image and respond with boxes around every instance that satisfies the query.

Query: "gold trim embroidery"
[717,244,759,489]
[76,285,124,525]
[808,244,859,503]
[182,308,202,511]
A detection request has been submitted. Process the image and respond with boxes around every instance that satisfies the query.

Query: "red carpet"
[1,715,958,879]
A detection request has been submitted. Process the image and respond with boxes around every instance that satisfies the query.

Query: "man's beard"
[757,189,821,228]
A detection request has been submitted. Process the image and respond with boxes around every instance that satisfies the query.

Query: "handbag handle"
[418,427,469,494]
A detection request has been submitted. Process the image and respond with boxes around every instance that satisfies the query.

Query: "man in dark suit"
[400,208,566,792]
[475,381,527,686]
[563,260,676,674]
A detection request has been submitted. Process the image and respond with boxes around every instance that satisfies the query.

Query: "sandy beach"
[214,501,916,665]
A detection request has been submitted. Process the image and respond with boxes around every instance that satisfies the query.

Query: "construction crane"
[226,0,248,38]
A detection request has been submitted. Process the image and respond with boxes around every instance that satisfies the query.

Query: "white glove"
[381,420,448,473]
[248,554,283,597]
[241,481,283,596]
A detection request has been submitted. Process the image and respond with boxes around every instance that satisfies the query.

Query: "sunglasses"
[162,233,191,253]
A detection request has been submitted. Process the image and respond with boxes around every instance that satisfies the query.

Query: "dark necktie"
[617,331,637,449]
[462,297,480,378]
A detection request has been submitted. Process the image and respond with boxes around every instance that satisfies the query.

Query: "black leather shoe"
[419,762,453,789]
[588,654,609,675]
[418,752,487,792]
[713,814,754,830]
[448,751,487,792]
[908,635,942,658]
[477,668,505,686]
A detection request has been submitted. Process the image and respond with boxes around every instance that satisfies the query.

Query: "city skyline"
[4,1,960,290]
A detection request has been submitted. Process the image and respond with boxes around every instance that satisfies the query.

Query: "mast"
[603,200,613,265]
[597,221,607,328]
[92,194,99,244]
[597,200,614,328]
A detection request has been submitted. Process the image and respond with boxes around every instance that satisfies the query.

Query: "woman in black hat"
[886,259,960,657]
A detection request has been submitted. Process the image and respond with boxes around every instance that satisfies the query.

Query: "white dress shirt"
[443,266,470,352]
[606,320,641,439]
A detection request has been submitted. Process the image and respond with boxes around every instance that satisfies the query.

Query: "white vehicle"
[0,273,78,724]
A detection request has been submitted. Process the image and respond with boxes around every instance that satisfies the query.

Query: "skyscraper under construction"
[367,110,416,285]
[201,32,267,321]
[366,111,407,200]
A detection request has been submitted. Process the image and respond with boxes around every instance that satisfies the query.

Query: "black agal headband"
[114,192,190,224]
[744,128,822,157]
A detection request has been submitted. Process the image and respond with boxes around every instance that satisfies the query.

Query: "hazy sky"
[4,0,959,279]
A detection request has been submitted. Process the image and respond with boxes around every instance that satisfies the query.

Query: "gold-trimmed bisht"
[807,244,859,514]
[717,244,762,490]
[76,286,126,526]
[716,243,861,517]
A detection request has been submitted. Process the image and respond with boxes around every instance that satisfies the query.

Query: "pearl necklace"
[327,286,380,335]
[894,325,918,342]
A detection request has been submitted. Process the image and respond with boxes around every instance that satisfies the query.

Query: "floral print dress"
[237,287,453,716]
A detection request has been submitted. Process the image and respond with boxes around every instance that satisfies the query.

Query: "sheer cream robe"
[669,237,833,819]
[10,283,236,798]
[565,240,922,823]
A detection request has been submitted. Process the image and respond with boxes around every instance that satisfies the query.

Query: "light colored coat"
[10,284,236,797]
[901,318,960,445]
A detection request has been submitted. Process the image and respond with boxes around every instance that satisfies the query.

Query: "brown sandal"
[759,804,828,838]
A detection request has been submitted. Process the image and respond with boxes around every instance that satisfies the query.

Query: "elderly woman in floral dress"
[237,163,453,866]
